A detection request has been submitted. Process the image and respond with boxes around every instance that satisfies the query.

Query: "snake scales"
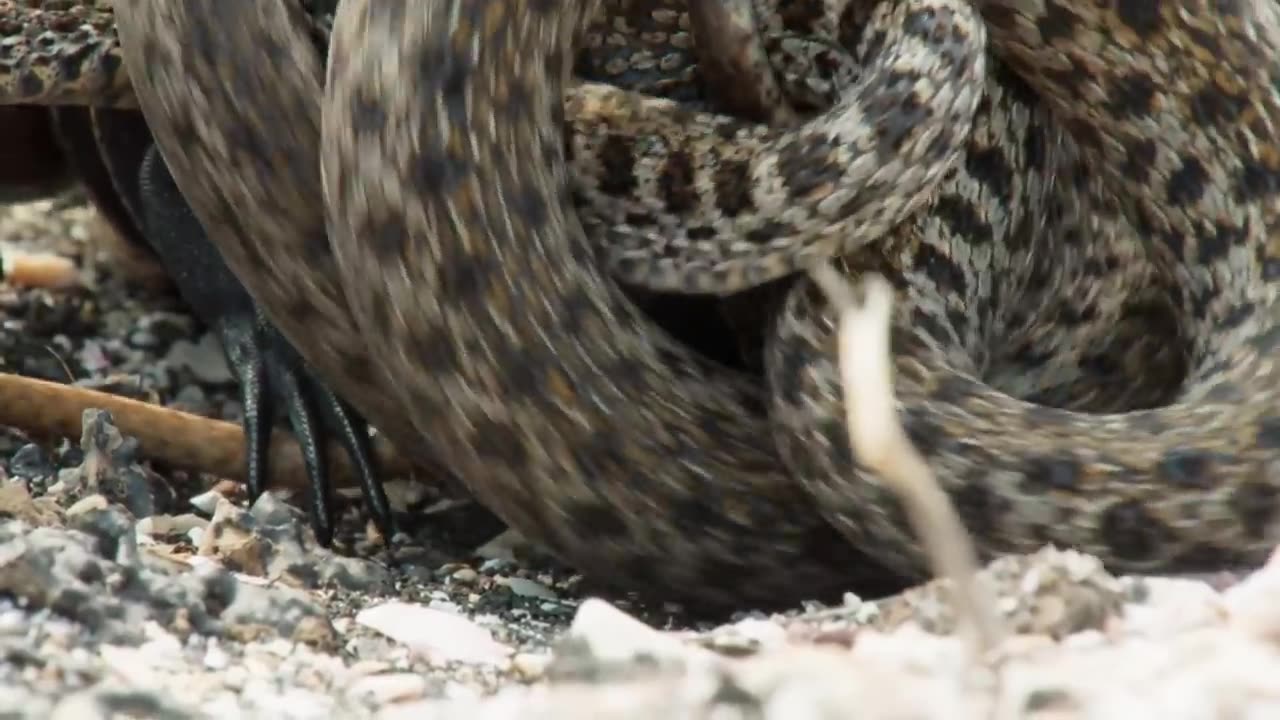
[3,0,1280,610]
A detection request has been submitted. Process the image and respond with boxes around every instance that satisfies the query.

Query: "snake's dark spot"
[409,140,471,197]
[1121,137,1157,184]
[685,224,717,243]
[946,306,971,339]
[1255,418,1280,450]
[510,181,550,229]
[1220,300,1254,330]
[659,148,698,214]
[1166,156,1209,206]
[1034,2,1078,44]
[951,475,1004,538]
[1156,449,1216,489]
[909,306,952,347]
[1114,2,1163,38]
[769,343,812,410]
[819,416,854,468]
[964,144,1013,202]
[873,75,930,156]
[412,325,462,378]
[347,93,385,137]
[434,251,493,306]
[934,193,992,248]
[503,346,554,401]
[1105,71,1156,119]
[901,412,948,461]
[742,219,789,245]
[913,239,968,294]
[1055,298,1099,325]
[424,40,470,105]
[467,415,529,467]
[1183,23,1225,59]
[854,22,890,64]
[930,371,977,407]
[1194,221,1239,265]
[1235,158,1280,202]
[369,211,410,264]
[1062,116,1101,150]
[777,133,843,200]
[1189,85,1247,128]
[712,158,754,217]
[1099,499,1171,563]
[1021,455,1083,493]
[597,135,637,197]
[302,228,334,263]
[1229,479,1280,540]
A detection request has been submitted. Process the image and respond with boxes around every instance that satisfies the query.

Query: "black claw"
[136,143,396,543]
[214,310,272,503]
[52,106,395,545]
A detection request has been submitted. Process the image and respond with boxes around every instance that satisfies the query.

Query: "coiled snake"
[6,0,1280,609]
[320,0,1280,591]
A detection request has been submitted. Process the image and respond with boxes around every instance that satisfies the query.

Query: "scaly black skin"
[32,106,395,545]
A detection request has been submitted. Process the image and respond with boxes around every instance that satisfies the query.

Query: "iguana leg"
[0,104,401,542]
[59,99,398,542]
[134,143,394,543]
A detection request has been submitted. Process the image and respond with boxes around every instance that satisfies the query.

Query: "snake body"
[762,1,1280,576]
[319,0,1280,591]
[113,0,990,609]
[8,0,1280,608]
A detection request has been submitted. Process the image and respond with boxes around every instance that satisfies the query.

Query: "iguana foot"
[135,141,395,545]
[44,106,395,545]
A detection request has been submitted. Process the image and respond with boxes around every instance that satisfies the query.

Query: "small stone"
[450,567,479,584]
[0,482,59,525]
[500,577,557,600]
[135,513,207,539]
[189,489,225,515]
[133,311,197,348]
[356,601,513,668]
[203,642,231,671]
[168,384,212,415]
[344,673,430,705]
[163,332,232,384]
[249,491,302,527]
[65,499,136,560]
[9,443,54,481]
[511,652,552,681]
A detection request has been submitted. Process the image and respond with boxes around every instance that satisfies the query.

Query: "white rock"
[357,601,513,667]
[345,673,430,705]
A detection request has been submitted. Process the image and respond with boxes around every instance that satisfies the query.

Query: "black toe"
[68,109,395,544]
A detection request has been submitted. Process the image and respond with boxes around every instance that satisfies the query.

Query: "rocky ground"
[2,196,1280,719]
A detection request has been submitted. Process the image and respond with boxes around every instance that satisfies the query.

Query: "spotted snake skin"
[3,0,1279,609]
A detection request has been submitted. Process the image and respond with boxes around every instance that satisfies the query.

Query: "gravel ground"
[3,196,1280,719]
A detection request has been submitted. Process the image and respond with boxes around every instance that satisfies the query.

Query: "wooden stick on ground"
[808,265,1003,656]
[0,372,417,492]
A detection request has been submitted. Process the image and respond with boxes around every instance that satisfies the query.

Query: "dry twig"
[808,265,1003,655]
[0,372,417,492]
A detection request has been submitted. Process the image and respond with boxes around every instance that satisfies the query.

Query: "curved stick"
[0,372,417,492]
